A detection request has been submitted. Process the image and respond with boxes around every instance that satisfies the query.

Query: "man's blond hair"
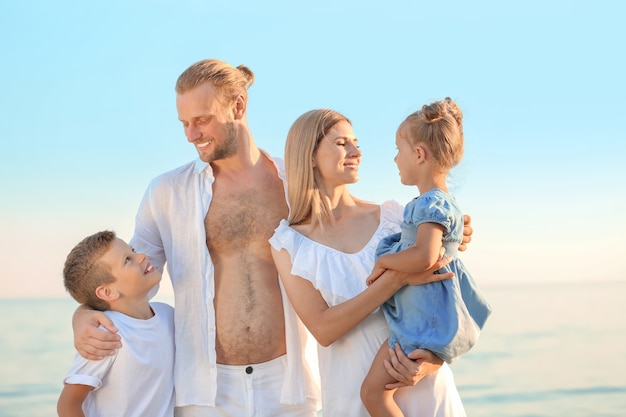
[175,58,255,104]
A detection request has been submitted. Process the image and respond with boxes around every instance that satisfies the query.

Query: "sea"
[1,281,625,417]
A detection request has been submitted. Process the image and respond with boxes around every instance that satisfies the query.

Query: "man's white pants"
[175,355,318,417]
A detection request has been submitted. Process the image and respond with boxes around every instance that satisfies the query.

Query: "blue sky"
[1,0,624,298]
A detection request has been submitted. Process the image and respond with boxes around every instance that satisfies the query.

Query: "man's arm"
[72,305,121,360]
[459,214,472,251]
[57,383,91,417]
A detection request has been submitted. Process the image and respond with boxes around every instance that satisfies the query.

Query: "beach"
[1,281,625,416]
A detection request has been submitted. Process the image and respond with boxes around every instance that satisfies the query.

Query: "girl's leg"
[361,341,404,417]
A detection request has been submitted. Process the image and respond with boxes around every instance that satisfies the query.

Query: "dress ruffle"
[269,201,403,305]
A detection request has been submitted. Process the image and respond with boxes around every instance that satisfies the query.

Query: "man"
[73,58,471,416]
[74,59,320,416]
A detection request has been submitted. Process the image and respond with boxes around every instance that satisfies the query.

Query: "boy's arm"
[57,384,91,417]
[73,305,121,360]
[376,223,444,273]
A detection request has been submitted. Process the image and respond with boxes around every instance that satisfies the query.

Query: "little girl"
[360,98,492,417]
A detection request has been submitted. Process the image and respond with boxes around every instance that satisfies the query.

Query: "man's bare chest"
[205,186,288,251]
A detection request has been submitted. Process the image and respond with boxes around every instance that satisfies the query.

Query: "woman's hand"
[459,214,472,251]
[73,305,121,360]
[365,266,386,286]
[384,344,444,389]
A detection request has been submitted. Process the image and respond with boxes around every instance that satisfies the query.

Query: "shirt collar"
[190,149,285,180]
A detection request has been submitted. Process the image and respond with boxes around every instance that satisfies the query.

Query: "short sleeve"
[405,190,454,233]
[63,352,116,390]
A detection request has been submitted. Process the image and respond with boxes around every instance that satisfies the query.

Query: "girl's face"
[313,120,362,188]
[393,124,419,186]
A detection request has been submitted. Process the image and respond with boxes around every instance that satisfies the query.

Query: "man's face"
[176,82,238,163]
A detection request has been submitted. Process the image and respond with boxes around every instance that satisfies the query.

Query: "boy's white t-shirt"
[64,302,175,417]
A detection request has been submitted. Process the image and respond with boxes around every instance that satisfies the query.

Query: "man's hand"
[383,344,443,389]
[459,214,473,252]
[72,305,121,360]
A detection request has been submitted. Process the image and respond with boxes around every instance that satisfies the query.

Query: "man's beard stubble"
[205,122,238,163]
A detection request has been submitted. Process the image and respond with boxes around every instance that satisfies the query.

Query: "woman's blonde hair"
[285,109,351,228]
[175,58,255,104]
[401,97,464,172]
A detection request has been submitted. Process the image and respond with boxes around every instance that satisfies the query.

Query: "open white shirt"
[130,151,321,408]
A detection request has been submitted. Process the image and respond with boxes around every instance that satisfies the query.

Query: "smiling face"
[98,238,162,300]
[176,82,239,163]
[312,120,362,188]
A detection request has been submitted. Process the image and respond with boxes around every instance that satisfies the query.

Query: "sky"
[1,0,624,298]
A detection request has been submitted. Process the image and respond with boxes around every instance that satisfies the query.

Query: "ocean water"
[1,281,625,417]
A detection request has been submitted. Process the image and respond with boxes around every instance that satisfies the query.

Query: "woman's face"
[313,120,362,187]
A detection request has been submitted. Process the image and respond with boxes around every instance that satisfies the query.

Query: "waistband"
[216,354,286,374]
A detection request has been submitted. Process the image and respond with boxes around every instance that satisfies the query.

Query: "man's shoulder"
[259,149,285,178]
[265,151,283,164]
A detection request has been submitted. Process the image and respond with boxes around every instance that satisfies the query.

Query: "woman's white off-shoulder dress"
[269,200,467,417]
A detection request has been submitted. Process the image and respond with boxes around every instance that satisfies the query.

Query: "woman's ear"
[95,284,119,302]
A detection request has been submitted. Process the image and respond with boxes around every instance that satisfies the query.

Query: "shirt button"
[245,366,253,374]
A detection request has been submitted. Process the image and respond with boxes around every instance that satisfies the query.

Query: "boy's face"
[100,238,162,299]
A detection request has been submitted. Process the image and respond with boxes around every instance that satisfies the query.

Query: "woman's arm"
[72,305,121,360]
[272,247,452,347]
[273,246,394,346]
[375,222,444,273]
[57,384,91,417]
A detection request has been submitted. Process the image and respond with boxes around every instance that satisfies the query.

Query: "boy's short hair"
[63,230,117,311]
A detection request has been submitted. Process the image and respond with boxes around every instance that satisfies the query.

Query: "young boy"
[57,230,175,417]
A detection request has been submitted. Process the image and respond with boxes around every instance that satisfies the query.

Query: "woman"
[269,109,468,416]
